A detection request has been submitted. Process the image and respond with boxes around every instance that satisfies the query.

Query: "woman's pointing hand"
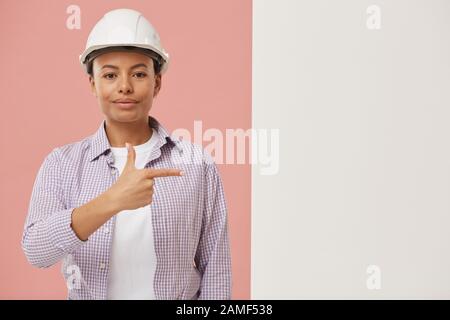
[108,142,183,211]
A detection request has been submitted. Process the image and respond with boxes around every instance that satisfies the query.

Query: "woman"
[21,8,232,300]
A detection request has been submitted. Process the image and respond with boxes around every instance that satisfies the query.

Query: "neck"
[105,117,153,147]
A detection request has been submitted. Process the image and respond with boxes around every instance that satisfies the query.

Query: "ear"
[153,74,162,98]
[89,75,97,97]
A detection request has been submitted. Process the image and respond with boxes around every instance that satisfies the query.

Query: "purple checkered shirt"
[22,116,232,300]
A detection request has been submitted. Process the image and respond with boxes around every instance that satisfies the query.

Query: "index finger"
[145,168,184,178]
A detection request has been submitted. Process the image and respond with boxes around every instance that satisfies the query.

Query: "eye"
[134,72,147,78]
[103,73,116,80]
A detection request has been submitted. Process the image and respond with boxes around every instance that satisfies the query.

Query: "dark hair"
[86,46,163,77]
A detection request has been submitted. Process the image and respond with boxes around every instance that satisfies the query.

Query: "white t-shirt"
[106,128,159,300]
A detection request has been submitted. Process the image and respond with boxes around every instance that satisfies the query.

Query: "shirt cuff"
[46,208,87,253]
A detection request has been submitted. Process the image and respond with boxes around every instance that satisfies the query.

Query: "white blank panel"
[252,0,450,299]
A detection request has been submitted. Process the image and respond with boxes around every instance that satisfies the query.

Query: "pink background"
[0,0,251,299]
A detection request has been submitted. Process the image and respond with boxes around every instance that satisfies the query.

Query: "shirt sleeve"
[194,159,232,299]
[21,148,87,268]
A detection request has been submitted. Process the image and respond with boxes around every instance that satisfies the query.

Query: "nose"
[118,75,133,94]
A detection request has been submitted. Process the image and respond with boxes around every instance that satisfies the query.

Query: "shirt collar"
[88,115,182,162]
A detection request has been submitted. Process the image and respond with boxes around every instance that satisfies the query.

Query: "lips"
[113,99,138,103]
[113,99,138,109]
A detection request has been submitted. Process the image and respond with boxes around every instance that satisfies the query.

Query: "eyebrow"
[101,63,148,70]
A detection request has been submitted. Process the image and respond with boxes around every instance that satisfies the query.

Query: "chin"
[109,111,147,122]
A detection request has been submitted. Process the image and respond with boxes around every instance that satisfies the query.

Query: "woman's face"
[89,50,161,124]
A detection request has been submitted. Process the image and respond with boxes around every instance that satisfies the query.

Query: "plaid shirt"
[21,116,232,300]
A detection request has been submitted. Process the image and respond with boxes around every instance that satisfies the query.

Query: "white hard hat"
[79,8,170,75]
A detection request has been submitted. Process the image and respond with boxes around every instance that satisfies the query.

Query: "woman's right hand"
[107,142,183,212]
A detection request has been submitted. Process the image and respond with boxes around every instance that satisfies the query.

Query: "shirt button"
[103,227,109,234]
[99,263,106,270]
